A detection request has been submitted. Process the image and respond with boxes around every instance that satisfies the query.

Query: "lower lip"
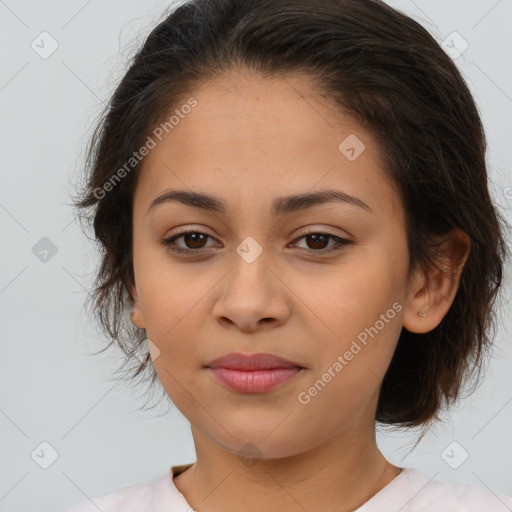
[207,367,303,393]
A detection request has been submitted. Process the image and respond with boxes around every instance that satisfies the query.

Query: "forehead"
[135,71,400,221]
[164,71,365,155]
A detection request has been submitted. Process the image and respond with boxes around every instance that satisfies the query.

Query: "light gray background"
[1,1,511,510]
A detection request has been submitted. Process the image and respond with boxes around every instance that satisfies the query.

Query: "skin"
[130,69,471,512]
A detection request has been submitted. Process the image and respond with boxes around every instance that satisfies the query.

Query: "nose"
[212,246,291,333]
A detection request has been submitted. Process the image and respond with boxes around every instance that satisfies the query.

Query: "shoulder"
[402,468,512,511]
[55,474,161,512]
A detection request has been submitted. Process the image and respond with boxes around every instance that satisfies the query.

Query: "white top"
[56,463,512,511]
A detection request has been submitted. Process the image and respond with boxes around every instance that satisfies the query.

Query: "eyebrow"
[147,188,372,216]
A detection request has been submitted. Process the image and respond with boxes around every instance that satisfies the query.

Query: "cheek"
[133,242,210,331]
[304,256,400,343]
[299,255,404,398]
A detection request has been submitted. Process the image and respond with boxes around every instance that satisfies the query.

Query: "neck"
[173,421,401,512]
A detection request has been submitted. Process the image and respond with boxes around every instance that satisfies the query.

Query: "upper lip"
[205,352,305,370]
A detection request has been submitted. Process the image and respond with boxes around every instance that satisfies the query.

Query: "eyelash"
[159,228,353,256]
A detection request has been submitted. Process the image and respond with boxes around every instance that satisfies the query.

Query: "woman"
[62,0,512,510]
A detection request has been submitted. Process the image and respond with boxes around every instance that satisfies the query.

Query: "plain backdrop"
[1,0,511,510]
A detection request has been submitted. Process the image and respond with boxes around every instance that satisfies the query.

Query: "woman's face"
[131,71,413,458]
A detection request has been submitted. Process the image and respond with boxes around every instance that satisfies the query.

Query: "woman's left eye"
[160,229,352,256]
[292,231,352,253]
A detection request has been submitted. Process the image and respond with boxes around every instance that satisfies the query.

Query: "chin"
[208,422,310,461]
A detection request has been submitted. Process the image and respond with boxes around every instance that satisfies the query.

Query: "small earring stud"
[418,311,426,317]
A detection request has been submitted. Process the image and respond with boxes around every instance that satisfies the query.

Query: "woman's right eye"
[160,229,217,255]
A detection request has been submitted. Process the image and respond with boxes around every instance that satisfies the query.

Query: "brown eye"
[161,229,217,254]
[292,231,353,255]
[303,233,330,250]
[180,232,209,249]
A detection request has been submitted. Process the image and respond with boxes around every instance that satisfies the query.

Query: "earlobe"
[402,279,433,334]
[402,229,471,334]
[130,284,146,329]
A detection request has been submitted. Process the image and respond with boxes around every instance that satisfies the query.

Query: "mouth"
[206,367,305,393]
[204,352,306,393]
[205,352,305,371]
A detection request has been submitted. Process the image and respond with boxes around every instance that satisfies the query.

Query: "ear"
[130,283,146,329]
[403,229,471,334]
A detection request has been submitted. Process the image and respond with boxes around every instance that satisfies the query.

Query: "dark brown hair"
[73,0,510,429]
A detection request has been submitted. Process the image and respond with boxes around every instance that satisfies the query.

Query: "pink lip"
[205,352,304,370]
[205,352,305,393]
[208,367,304,393]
